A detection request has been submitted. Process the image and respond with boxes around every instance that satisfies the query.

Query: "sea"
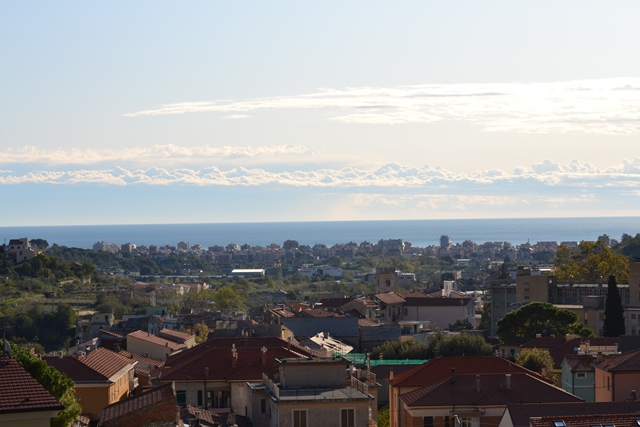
[1,217,639,250]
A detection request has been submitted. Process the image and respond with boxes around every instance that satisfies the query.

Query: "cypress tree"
[603,275,626,337]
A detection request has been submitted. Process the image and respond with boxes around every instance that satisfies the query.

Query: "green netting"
[338,353,427,366]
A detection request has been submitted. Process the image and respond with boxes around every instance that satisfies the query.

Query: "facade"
[489,281,516,337]
[126,330,188,361]
[560,355,596,402]
[0,357,63,427]
[248,357,374,427]
[43,348,137,421]
[403,297,475,330]
[594,349,640,402]
[97,383,179,427]
[5,238,39,263]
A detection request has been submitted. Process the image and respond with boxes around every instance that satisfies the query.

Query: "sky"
[2,1,640,226]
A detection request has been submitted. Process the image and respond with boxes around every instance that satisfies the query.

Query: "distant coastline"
[1,217,639,250]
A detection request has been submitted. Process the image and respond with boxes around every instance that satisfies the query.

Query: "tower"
[376,267,396,294]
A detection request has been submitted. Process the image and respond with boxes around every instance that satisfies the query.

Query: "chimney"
[389,368,394,381]
[450,368,456,384]
[476,375,481,392]
[597,352,603,363]
[231,344,238,368]
[505,373,511,389]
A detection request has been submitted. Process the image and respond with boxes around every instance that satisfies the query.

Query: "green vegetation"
[603,275,626,337]
[6,340,82,427]
[497,302,595,343]
[373,332,492,360]
[515,348,555,379]
[554,240,629,283]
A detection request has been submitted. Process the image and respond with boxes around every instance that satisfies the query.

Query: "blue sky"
[2,1,640,226]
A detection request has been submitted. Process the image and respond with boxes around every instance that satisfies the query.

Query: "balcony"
[261,373,371,402]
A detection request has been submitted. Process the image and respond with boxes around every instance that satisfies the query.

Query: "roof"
[0,357,64,415]
[158,328,194,343]
[505,402,640,427]
[595,349,640,372]
[389,356,550,387]
[279,317,359,338]
[404,297,472,307]
[530,413,640,427]
[375,292,406,305]
[98,383,175,426]
[398,290,430,299]
[400,372,582,407]
[317,297,350,309]
[563,354,596,373]
[127,330,186,351]
[301,309,344,318]
[618,335,640,353]
[159,337,312,382]
[44,348,136,383]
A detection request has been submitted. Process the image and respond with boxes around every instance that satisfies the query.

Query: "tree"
[603,275,626,337]
[377,405,390,427]
[6,340,81,427]
[554,240,629,283]
[213,285,246,311]
[448,318,474,332]
[515,348,555,379]
[497,302,595,343]
[372,339,428,360]
[434,334,493,357]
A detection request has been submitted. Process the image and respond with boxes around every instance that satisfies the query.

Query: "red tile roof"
[563,354,596,373]
[404,297,472,306]
[521,337,619,369]
[505,402,640,427]
[98,383,175,425]
[530,412,640,427]
[127,330,186,351]
[596,349,640,372]
[159,337,311,382]
[0,358,64,414]
[400,372,582,407]
[375,292,406,305]
[44,348,136,383]
[389,356,550,387]
[158,328,194,343]
[301,309,344,318]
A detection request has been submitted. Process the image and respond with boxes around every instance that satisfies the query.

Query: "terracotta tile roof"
[400,372,582,407]
[530,412,640,427]
[268,307,295,318]
[158,328,193,343]
[159,337,310,382]
[375,292,406,305]
[398,290,430,299]
[389,356,550,387]
[596,349,640,372]
[98,383,175,425]
[127,330,186,351]
[117,350,163,376]
[0,358,64,414]
[563,354,595,373]
[44,348,136,383]
[505,402,640,427]
[301,309,344,318]
[318,298,351,308]
[358,318,379,327]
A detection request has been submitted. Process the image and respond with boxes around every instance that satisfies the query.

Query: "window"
[459,417,479,427]
[607,376,611,391]
[293,410,307,427]
[576,372,587,379]
[197,390,203,407]
[176,390,186,407]
[260,399,266,415]
[423,416,434,427]
[341,409,355,427]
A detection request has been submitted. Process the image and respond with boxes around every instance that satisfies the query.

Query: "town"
[2,232,640,427]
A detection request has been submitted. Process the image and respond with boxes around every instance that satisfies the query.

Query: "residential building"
[498,401,640,427]
[43,348,138,421]
[398,372,582,427]
[594,349,640,402]
[126,330,188,361]
[0,356,64,427]
[387,357,553,427]
[248,357,374,427]
[403,297,475,330]
[489,280,516,337]
[5,238,40,263]
[97,383,179,427]
[157,337,313,414]
[374,292,406,325]
[560,354,597,401]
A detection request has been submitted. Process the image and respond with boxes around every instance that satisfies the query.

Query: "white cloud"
[1,159,640,190]
[124,78,640,135]
[0,144,316,166]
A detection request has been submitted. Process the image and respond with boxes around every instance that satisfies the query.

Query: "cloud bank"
[1,159,639,189]
[125,78,640,135]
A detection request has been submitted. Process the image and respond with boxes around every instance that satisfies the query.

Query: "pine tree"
[603,275,626,337]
